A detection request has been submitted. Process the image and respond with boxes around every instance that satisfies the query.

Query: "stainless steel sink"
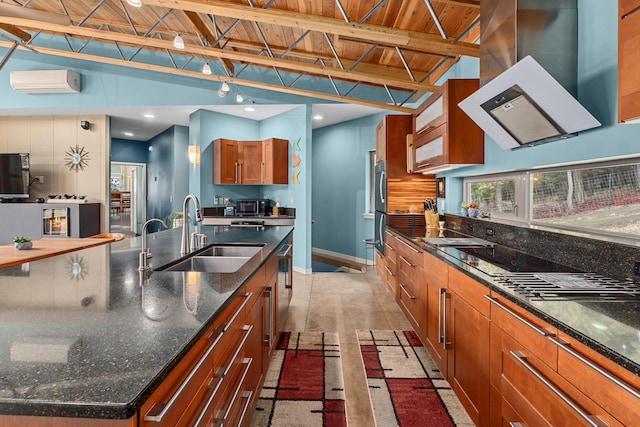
[156,244,265,273]
[197,245,264,258]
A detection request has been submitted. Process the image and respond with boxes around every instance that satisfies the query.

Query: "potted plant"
[166,211,184,228]
[468,202,480,218]
[13,236,32,250]
[460,202,470,217]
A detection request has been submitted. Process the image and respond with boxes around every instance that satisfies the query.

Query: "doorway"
[110,162,146,236]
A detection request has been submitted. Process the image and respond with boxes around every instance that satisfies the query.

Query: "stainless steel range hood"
[458,0,601,150]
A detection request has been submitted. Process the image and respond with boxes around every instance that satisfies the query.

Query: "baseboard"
[312,247,368,271]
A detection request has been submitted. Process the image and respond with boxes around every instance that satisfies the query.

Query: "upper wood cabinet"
[375,114,412,178]
[213,138,289,185]
[618,0,640,122]
[409,79,484,174]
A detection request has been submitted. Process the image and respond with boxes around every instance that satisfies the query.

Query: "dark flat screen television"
[0,153,30,200]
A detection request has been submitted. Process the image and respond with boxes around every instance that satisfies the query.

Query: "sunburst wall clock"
[65,145,90,172]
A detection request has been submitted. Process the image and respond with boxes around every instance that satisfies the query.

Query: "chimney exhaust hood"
[457,0,601,150]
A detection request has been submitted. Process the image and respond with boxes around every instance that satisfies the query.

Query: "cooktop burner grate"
[494,272,640,301]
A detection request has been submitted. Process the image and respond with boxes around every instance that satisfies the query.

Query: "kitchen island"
[381,221,640,427]
[0,225,293,425]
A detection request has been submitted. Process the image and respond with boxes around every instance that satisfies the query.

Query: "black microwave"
[236,199,268,217]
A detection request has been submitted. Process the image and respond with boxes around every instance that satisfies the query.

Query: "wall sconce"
[188,145,199,164]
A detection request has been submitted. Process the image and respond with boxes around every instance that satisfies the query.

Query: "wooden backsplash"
[387,176,436,213]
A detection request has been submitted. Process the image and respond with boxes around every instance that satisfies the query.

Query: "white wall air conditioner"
[9,70,81,93]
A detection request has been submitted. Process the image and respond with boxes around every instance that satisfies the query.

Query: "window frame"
[463,157,640,245]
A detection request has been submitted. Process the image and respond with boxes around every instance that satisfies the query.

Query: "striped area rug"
[252,332,346,427]
[357,330,474,427]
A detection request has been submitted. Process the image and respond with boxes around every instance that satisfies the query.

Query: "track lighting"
[236,93,244,103]
[220,81,230,92]
[202,63,211,75]
[173,34,184,49]
[127,0,142,6]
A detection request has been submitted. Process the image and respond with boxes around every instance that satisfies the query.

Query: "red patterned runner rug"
[357,330,473,427]
[252,332,346,427]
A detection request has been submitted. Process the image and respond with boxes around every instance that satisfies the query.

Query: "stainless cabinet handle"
[399,255,414,268]
[622,5,640,19]
[215,357,253,425]
[379,170,386,204]
[217,325,252,379]
[509,423,525,427]
[264,286,274,346]
[399,283,416,299]
[143,321,225,423]
[237,390,253,426]
[398,238,420,253]
[384,265,395,277]
[549,337,640,400]
[223,292,252,333]
[439,288,450,349]
[510,351,609,427]
[485,295,554,337]
[238,162,242,183]
[234,161,239,184]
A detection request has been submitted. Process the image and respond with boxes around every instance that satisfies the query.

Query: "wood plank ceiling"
[0,0,480,112]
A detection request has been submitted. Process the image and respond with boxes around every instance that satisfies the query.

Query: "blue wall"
[312,113,385,260]
[110,138,148,163]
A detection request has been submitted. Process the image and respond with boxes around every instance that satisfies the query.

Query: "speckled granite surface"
[0,225,293,419]
[388,222,640,377]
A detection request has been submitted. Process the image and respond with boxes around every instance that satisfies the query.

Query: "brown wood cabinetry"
[262,138,289,184]
[380,231,398,300]
[409,79,483,174]
[395,236,425,338]
[376,115,436,213]
[213,138,288,185]
[423,251,448,373]
[446,268,490,427]
[618,0,640,122]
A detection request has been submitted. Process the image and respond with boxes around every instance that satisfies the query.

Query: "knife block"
[425,211,439,228]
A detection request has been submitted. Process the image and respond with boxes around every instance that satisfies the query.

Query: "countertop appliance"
[236,199,268,217]
[374,162,387,254]
[458,0,601,150]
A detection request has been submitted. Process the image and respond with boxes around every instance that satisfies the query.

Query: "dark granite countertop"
[388,225,640,377]
[0,225,293,419]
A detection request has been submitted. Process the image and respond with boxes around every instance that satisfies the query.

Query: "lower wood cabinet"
[423,251,448,373]
[395,236,425,338]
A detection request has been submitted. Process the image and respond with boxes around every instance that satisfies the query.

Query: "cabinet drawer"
[412,125,447,170]
[398,269,424,332]
[415,94,444,133]
[554,332,640,427]
[448,268,490,317]
[488,292,557,370]
[499,331,619,427]
[423,251,447,286]
[396,236,423,268]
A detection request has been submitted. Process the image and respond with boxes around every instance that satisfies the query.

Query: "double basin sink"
[156,244,265,273]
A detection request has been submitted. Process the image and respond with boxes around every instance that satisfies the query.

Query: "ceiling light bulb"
[244,106,255,112]
[313,114,323,120]
[173,34,185,49]
[236,93,244,103]
[143,113,155,119]
[221,81,230,92]
[202,63,211,75]
[218,89,228,98]
[127,0,142,6]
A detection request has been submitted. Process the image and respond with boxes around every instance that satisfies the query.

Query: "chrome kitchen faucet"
[181,194,203,255]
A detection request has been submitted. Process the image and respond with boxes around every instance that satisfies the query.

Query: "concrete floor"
[279,269,413,426]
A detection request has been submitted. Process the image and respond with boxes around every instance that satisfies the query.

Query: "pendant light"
[126,0,142,6]
[236,93,244,103]
[202,62,211,75]
[220,81,230,92]
[173,34,185,49]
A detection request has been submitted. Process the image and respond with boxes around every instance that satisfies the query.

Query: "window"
[463,158,640,242]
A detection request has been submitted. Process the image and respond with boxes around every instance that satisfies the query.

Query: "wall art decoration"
[65,145,90,172]
[292,171,300,184]
[292,154,301,168]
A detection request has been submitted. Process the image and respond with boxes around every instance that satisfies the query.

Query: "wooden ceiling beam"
[143,0,479,58]
[432,0,481,8]
[183,10,234,76]
[0,23,31,43]
[0,39,414,113]
[0,16,438,92]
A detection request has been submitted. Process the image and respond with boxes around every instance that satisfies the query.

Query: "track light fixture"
[236,93,244,103]
[173,34,185,49]
[220,81,230,92]
[126,0,142,6]
[202,62,211,75]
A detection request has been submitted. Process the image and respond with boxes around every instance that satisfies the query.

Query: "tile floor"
[268,269,415,426]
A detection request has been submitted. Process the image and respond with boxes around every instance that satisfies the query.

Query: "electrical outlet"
[634,261,640,276]
[485,227,494,237]
[466,223,474,232]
